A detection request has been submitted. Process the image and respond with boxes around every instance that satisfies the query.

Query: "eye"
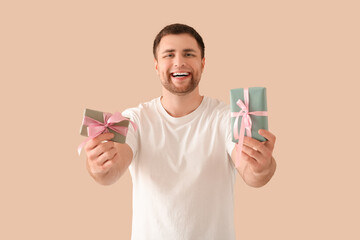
[164,54,174,58]
[185,53,194,57]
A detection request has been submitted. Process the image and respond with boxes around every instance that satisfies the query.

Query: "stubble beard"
[161,74,200,96]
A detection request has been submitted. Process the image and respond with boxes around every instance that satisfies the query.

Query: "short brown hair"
[153,23,205,60]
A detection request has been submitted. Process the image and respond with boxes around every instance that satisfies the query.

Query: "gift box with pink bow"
[230,87,268,143]
[77,108,137,155]
[230,87,268,167]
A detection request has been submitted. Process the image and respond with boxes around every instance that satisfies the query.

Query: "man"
[84,23,276,240]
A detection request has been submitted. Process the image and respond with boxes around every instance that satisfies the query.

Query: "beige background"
[1,0,359,239]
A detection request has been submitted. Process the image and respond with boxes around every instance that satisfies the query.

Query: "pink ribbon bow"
[231,88,268,168]
[77,112,137,155]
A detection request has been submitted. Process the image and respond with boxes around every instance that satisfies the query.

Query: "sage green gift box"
[230,87,268,143]
[79,108,130,143]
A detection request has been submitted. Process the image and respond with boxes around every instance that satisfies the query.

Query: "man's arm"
[84,133,133,185]
[231,129,277,188]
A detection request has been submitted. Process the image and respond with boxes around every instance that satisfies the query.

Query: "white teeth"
[172,72,189,77]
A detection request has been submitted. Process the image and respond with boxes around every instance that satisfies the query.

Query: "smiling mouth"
[171,72,190,78]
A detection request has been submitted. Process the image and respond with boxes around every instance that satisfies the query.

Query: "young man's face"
[155,33,205,96]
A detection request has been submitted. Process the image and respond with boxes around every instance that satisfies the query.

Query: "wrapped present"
[77,108,137,155]
[230,87,268,167]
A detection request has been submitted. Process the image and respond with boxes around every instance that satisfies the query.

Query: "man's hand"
[84,132,133,185]
[85,133,117,175]
[232,129,277,187]
[242,129,276,174]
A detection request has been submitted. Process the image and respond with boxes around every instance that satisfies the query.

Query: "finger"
[90,158,113,174]
[96,147,117,166]
[88,141,115,159]
[241,144,262,162]
[85,133,115,151]
[242,150,272,174]
[243,136,267,154]
[258,129,276,144]
[240,151,259,169]
[101,159,113,172]
[99,151,119,172]
[258,129,276,152]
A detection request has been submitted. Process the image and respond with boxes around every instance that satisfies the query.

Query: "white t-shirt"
[122,96,237,240]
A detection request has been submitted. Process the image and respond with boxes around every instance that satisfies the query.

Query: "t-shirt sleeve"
[122,109,139,160]
[219,103,235,157]
[218,102,236,174]
[226,116,235,157]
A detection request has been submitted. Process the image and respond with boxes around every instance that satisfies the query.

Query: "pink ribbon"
[77,112,137,155]
[231,88,268,168]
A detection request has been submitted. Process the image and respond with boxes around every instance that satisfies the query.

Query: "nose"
[173,55,186,68]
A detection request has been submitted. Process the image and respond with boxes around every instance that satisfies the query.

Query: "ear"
[201,57,205,72]
[154,58,159,74]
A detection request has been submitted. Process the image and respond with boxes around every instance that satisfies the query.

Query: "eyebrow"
[161,48,197,54]
[183,48,196,53]
[161,49,175,54]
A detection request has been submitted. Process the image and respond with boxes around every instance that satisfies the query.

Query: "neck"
[161,87,203,118]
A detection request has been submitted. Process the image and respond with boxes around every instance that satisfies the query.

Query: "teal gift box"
[230,87,268,143]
